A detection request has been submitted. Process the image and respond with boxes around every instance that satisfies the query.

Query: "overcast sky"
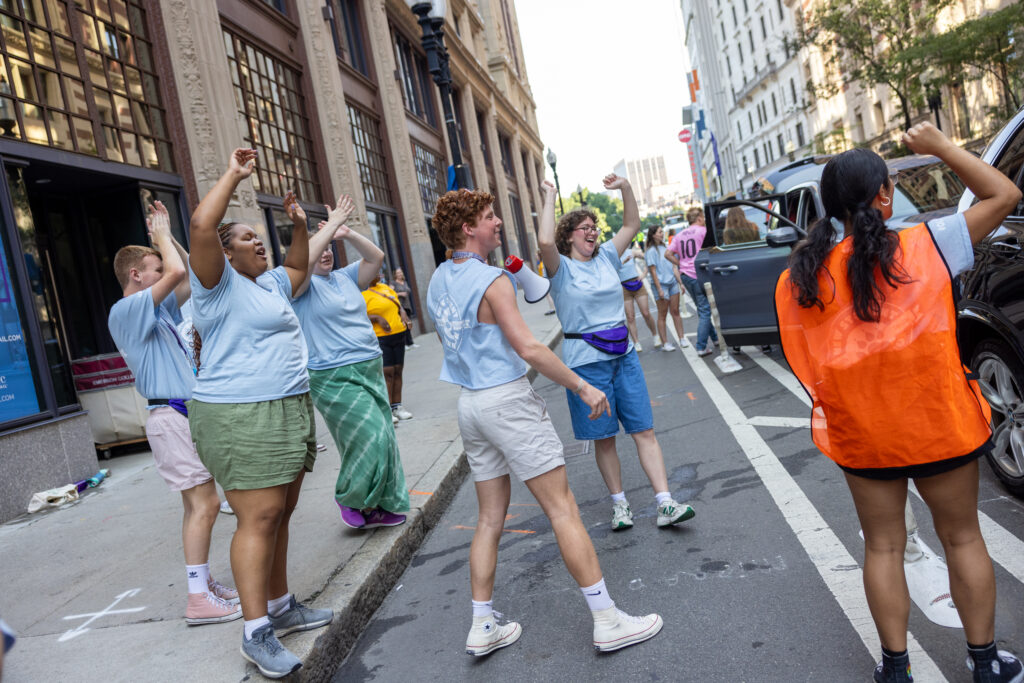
[515,0,695,196]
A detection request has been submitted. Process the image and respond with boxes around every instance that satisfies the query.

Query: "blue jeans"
[680,273,718,350]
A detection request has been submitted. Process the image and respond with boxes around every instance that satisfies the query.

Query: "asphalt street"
[334,316,1024,682]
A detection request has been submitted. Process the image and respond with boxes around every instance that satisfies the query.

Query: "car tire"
[971,339,1024,497]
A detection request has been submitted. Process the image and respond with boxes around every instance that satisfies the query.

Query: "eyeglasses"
[574,225,598,234]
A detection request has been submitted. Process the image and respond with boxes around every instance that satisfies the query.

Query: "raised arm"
[903,122,1022,245]
[190,149,256,289]
[537,180,561,277]
[347,229,385,289]
[281,191,311,296]
[146,201,186,307]
[482,275,610,419]
[157,201,192,305]
[608,174,640,256]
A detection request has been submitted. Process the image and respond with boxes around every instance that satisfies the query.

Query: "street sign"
[678,129,692,144]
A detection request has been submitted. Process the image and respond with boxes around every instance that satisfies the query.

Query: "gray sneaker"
[269,596,333,637]
[240,624,301,679]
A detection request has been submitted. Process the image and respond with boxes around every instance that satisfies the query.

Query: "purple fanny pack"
[621,278,643,292]
[565,325,630,355]
[168,399,188,418]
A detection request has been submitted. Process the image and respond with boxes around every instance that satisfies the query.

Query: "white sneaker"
[633,341,643,352]
[611,501,633,531]
[219,500,234,515]
[661,341,677,352]
[592,606,663,652]
[656,499,695,527]
[465,614,522,656]
[653,335,662,347]
[679,338,691,348]
[392,413,399,425]
[393,406,413,420]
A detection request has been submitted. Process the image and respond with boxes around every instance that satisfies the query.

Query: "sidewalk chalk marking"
[669,331,947,679]
[687,391,697,401]
[452,525,535,534]
[59,588,146,642]
[746,416,810,429]
[409,489,433,496]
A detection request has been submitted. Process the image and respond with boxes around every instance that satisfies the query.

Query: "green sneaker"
[611,501,633,531]
[656,500,695,527]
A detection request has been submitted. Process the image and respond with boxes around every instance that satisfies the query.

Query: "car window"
[890,161,965,219]
[713,198,780,248]
[976,119,1024,215]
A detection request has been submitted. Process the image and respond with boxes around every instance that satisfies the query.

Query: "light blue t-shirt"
[645,245,676,285]
[427,258,527,390]
[108,289,195,401]
[291,261,381,370]
[926,213,974,277]
[189,259,309,403]
[549,241,633,369]
[617,249,641,282]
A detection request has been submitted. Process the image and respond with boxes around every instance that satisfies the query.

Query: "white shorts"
[457,376,565,482]
[145,407,213,492]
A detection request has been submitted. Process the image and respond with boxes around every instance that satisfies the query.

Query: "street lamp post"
[405,0,472,189]
[576,184,586,207]
[920,66,943,132]
[545,148,564,215]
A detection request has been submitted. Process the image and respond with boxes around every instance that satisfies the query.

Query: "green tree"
[911,3,1024,120]
[791,0,953,131]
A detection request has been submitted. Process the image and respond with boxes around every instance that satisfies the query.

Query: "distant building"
[613,155,669,210]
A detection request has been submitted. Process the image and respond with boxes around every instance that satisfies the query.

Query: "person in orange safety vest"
[775,122,1023,683]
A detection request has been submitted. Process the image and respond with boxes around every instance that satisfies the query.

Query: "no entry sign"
[678,129,692,143]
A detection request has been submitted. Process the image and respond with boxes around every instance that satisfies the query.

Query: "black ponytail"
[787,148,910,322]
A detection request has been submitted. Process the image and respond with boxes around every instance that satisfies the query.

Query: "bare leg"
[223,485,288,619]
[630,429,669,493]
[469,476,512,601]
[391,365,404,405]
[914,461,996,645]
[180,479,220,566]
[593,437,622,494]
[668,293,685,338]
[636,292,657,337]
[843,473,909,652]
[656,298,669,344]
[383,366,396,403]
[623,292,640,344]
[268,470,305,600]
[524,466,602,587]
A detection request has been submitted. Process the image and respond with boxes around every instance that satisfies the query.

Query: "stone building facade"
[0,0,544,522]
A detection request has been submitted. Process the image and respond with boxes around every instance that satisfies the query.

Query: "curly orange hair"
[432,189,496,250]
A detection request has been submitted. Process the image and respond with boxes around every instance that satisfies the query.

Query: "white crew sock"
[186,563,210,594]
[580,578,614,612]
[244,615,270,640]
[471,599,493,618]
[655,491,673,506]
[267,592,292,617]
[610,491,627,504]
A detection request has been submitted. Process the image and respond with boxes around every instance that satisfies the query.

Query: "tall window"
[0,0,173,170]
[393,30,436,126]
[328,0,367,76]
[498,131,513,177]
[795,122,805,147]
[223,29,321,202]
[258,0,286,13]
[413,142,445,215]
[476,109,491,167]
[771,93,777,117]
[347,103,392,206]
[790,77,797,104]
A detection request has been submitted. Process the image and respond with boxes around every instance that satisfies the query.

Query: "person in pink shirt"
[666,207,717,355]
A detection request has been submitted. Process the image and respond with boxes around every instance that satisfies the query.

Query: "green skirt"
[309,357,409,513]
[188,393,317,491]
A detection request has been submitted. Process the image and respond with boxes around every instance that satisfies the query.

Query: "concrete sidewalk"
[0,292,562,682]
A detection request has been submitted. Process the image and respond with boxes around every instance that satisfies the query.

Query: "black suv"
[694,115,1024,496]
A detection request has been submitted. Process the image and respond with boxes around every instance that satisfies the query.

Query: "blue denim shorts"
[566,349,654,440]
[650,277,679,301]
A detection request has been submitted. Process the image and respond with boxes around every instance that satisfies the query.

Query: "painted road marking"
[750,346,1024,587]
[669,332,947,679]
[60,589,146,642]
[746,416,810,429]
[452,525,535,534]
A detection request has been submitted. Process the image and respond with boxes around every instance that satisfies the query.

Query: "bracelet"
[574,380,585,395]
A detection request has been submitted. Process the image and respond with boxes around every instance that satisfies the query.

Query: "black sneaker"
[874,652,913,682]
[966,649,1024,683]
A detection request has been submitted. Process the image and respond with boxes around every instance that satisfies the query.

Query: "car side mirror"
[766,226,799,248]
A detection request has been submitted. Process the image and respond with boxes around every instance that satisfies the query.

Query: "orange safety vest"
[775,223,991,470]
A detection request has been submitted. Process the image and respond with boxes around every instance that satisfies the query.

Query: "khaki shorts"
[145,407,213,492]
[457,376,565,482]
